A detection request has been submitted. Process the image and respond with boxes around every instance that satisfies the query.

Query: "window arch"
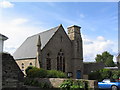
[46,53,51,70]
[21,63,24,69]
[30,62,32,66]
[57,49,65,72]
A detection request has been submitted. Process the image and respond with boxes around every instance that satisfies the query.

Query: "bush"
[47,70,67,78]
[26,66,66,78]
[88,69,120,81]
[60,79,88,89]
[99,69,112,79]
[25,66,36,75]
[27,68,47,78]
[60,79,73,89]
[112,70,120,79]
[37,68,48,78]
[24,78,50,88]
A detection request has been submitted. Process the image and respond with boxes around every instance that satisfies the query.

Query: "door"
[76,70,81,79]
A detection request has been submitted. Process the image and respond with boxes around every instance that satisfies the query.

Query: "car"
[98,79,120,90]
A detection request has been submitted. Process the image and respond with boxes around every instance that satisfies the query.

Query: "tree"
[99,69,112,79]
[95,51,115,67]
[112,70,120,79]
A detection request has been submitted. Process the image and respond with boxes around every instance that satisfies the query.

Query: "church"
[13,24,83,79]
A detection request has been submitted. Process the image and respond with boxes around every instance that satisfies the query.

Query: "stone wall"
[2,53,24,88]
[16,59,36,75]
[30,78,98,89]
[41,26,73,76]
[41,25,83,79]
[84,62,105,75]
[118,65,120,69]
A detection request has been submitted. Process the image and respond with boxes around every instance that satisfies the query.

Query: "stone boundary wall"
[84,62,105,75]
[32,78,98,89]
[2,53,24,88]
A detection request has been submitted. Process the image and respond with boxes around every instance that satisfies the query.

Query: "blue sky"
[0,1,118,62]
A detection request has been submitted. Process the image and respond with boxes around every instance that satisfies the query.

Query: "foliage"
[24,78,50,88]
[60,79,73,89]
[26,66,66,78]
[27,68,47,78]
[95,51,115,67]
[25,66,35,75]
[99,69,112,79]
[89,69,120,81]
[112,70,120,79]
[60,79,88,89]
[47,70,67,78]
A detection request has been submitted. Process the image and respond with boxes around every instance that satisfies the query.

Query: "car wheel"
[111,85,118,90]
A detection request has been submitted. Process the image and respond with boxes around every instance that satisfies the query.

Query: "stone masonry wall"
[2,53,24,88]
[84,62,105,75]
[16,59,36,75]
[31,78,98,89]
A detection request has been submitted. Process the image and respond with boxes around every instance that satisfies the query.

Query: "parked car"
[98,79,120,90]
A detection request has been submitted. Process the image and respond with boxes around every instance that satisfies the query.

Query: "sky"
[0,1,118,62]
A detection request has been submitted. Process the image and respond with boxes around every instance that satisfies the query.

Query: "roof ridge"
[28,25,60,39]
[13,25,62,59]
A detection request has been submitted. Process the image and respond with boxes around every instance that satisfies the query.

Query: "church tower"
[36,35,41,68]
[67,25,83,79]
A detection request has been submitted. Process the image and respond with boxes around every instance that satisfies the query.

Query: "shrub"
[39,82,50,88]
[47,70,67,78]
[24,78,33,85]
[112,70,120,79]
[26,66,66,78]
[60,79,73,89]
[99,69,112,80]
[24,78,50,88]
[27,68,47,78]
[37,68,48,78]
[60,79,88,89]
[25,66,36,75]
[27,67,40,78]
[88,69,120,81]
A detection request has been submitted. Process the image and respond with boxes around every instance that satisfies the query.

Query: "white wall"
[0,39,3,53]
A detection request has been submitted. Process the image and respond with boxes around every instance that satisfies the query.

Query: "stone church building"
[117,54,120,69]
[13,24,83,79]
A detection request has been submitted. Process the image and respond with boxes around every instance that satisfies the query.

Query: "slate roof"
[13,25,60,60]
[0,33,8,40]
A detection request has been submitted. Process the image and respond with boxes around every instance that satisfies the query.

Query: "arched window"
[46,53,51,70]
[57,49,65,72]
[21,63,24,69]
[30,62,32,66]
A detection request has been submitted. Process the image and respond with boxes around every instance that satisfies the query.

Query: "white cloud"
[0,1,14,8]
[80,13,85,18]
[97,36,105,41]
[1,17,46,54]
[12,18,28,25]
[83,36,117,62]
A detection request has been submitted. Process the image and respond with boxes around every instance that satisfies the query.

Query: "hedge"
[25,66,67,78]
[88,69,120,81]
